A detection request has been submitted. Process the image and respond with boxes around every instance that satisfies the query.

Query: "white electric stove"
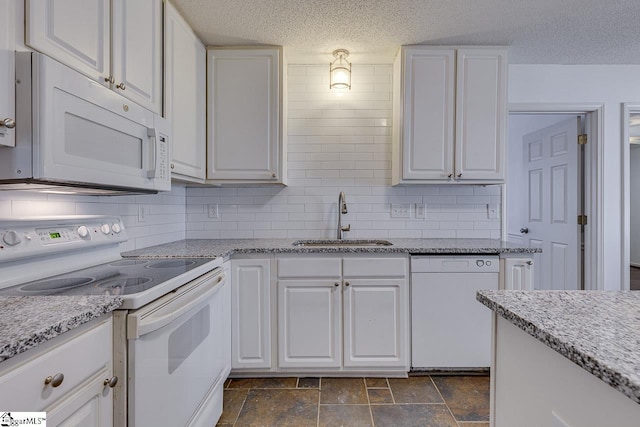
[0,216,230,427]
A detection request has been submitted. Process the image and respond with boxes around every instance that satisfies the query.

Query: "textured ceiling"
[172,0,640,64]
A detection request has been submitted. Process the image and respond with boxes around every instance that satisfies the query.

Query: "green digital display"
[49,232,61,239]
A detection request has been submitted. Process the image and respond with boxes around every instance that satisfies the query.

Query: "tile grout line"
[364,377,375,427]
[316,377,322,427]
[429,376,461,427]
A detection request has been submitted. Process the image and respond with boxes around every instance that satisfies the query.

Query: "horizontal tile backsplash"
[185,64,502,240]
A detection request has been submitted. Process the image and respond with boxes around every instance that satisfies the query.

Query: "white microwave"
[0,52,171,194]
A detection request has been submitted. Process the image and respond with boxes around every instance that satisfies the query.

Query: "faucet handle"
[341,224,351,232]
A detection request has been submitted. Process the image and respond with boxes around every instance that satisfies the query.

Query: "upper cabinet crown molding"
[206,47,286,184]
[392,45,507,184]
[26,0,163,114]
[164,0,206,182]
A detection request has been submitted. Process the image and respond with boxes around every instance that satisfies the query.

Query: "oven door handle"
[127,270,225,339]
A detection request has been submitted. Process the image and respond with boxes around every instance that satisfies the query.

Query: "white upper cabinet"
[207,47,284,183]
[392,46,507,184]
[26,0,162,114]
[164,1,206,182]
[0,0,16,147]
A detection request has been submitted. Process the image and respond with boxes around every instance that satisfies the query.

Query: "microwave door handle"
[146,128,157,179]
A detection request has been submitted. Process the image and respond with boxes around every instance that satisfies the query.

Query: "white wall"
[506,114,573,239]
[185,64,502,239]
[0,186,187,251]
[509,64,640,289]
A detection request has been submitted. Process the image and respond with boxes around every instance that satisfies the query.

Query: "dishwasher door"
[411,256,498,370]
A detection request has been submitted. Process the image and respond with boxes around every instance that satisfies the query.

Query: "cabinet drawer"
[0,317,112,410]
[343,257,407,278]
[277,257,341,278]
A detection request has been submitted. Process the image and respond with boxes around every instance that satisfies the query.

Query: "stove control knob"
[112,223,122,234]
[77,226,89,238]
[3,230,21,246]
[100,224,111,235]
[476,260,485,267]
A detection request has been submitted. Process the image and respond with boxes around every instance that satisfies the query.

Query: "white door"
[401,48,455,181]
[0,0,15,148]
[455,48,507,181]
[231,259,271,369]
[278,279,341,368]
[207,48,281,181]
[343,279,407,368]
[522,117,580,290]
[26,0,110,84]
[112,0,163,113]
[165,1,206,181]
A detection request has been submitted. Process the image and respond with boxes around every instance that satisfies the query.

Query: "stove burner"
[21,277,94,292]
[97,277,154,295]
[147,260,196,269]
[109,260,149,267]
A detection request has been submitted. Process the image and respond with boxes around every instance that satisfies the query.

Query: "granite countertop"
[477,290,640,405]
[122,238,539,259]
[0,296,122,363]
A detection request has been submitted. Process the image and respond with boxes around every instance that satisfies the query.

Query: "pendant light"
[330,49,351,90]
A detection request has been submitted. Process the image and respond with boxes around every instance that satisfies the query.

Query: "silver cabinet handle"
[44,373,64,387]
[104,75,115,84]
[271,172,276,178]
[520,227,529,234]
[457,173,462,178]
[447,173,453,178]
[116,82,126,90]
[526,260,533,266]
[103,376,118,388]
[1,118,15,129]
[344,281,350,287]
[334,282,340,287]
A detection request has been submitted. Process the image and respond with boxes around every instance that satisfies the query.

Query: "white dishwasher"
[411,255,499,370]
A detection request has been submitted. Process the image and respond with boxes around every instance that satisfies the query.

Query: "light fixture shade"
[330,49,351,90]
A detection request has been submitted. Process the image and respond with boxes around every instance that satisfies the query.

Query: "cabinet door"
[502,257,535,290]
[455,48,507,181]
[278,279,341,368]
[343,279,408,368]
[231,259,272,369]
[165,1,206,181]
[112,0,163,113]
[26,0,110,84]
[401,48,455,180]
[0,0,15,147]
[207,48,281,182]
[45,369,113,427]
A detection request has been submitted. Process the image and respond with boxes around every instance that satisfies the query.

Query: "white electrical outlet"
[391,204,411,218]
[415,203,426,219]
[208,204,219,219]
[138,205,147,223]
[487,204,499,219]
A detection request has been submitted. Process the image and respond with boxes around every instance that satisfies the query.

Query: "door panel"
[278,279,341,368]
[26,0,110,83]
[522,117,579,290]
[0,0,15,147]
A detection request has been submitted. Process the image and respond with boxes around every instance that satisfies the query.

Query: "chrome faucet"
[337,191,350,239]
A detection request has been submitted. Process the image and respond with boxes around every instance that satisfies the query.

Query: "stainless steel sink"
[292,239,393,247]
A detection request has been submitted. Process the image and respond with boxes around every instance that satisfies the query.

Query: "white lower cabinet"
[231,258,273,370]
[500,256,535,290]
[0,316,114,426]
[277,254,409,373]
[278,279,342,368]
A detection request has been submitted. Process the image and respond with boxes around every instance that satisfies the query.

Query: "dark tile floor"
[216,376,490,427]
[630,266,640,290]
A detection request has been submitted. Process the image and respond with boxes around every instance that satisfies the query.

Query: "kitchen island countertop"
[122,238,539,259]
[0,296,122,363]
[477,290,640,405]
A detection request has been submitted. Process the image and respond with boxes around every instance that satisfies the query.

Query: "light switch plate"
[415,204,426,219]
[391,204,410,218]
[138,205,147,223]
[487,204,499,219]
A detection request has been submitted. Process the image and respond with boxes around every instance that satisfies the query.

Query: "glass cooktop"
[0,258,215,297]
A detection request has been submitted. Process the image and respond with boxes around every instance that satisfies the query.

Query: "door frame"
[506,103,604,291]
[621,103,640,290]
